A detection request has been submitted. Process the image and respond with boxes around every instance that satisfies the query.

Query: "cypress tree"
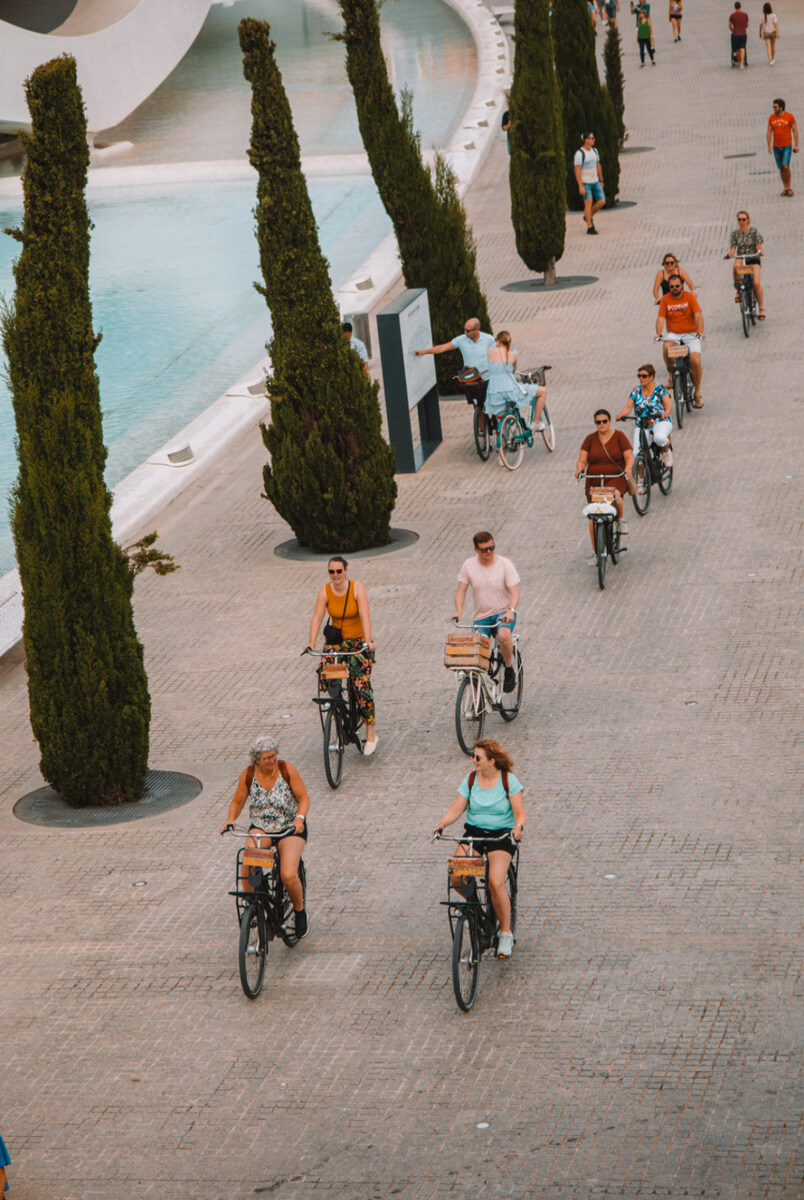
[1,56,150,807]
[603,20,626,149]
[239,19,396,552]
[553,0,620,210]
[337,0,490,393]
[509,0,566,284]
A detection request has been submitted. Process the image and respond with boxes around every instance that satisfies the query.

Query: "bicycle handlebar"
[302,643,368,658]
[222,823,299,839]
[431,830,521,845]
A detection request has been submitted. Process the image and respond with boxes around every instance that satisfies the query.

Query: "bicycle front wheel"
[238,903,267,999]
[632,450,651,515]
[473,405,491,461]
[455,674,485,755]
[740,291,751,338]
[498,414,525,471]
[673,374,685,428]
[323,705,344,789]
[608,519,619,565]
[452,912,480,1011]
[540,403,556,452]
[499,646,523,721]
[595,520,607,590]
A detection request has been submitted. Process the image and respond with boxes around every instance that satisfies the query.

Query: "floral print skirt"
[324,638,376,726]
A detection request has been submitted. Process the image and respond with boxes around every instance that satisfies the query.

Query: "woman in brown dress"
[575,409,634,548]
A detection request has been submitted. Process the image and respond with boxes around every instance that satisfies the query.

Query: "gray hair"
[249,735,279,763]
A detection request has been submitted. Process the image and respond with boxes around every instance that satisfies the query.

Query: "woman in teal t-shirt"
[433,738,525,958]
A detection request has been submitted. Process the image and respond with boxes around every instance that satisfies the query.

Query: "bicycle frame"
[452,629,518,718]
[227,827,300,939]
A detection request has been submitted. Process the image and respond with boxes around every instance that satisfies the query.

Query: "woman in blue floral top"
[616,364,673,488]
[726,210,765,318]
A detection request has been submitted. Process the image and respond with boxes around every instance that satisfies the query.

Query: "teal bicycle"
[497,365,555,470]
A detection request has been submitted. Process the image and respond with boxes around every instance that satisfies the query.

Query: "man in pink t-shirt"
[454,531,521,691]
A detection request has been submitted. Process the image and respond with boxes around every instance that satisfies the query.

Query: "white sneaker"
[662,448,673,467]
[618,519,629,535]
[497,931,514,958]
[532,421,546,432]
[363,735,379,756]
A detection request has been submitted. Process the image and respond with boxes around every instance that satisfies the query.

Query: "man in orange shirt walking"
[656,275,705,407]
[767,98,799,197]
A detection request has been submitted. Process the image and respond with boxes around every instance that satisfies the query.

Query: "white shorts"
[666,332,702,355]
[633,419,672,452]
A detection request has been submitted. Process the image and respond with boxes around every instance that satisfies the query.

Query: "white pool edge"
[0,0,512,658]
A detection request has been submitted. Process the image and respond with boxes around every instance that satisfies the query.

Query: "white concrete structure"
[0,0,211,136]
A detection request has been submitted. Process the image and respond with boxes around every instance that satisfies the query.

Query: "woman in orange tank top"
[306,556,378,754]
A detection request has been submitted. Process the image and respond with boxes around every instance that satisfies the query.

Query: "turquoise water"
[0,0,476,575]
[0,177,391,574]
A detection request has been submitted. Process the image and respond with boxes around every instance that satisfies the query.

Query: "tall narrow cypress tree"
[239,19,396,552]
[1,56,150,807]
[337,0,490,393]
[509,0,566,284]
[553,0,620,210]
[603,20,626,149]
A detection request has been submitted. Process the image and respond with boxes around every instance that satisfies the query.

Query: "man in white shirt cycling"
[453,531,520,693]
[574,131,606,235]
[415,316,494,408]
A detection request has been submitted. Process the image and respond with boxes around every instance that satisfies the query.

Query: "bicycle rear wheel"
[473,405,492,461]
[595,520,607,590]
[684,370,695,414]
[632,449,651,515]
[238,903,266,999]
[279,860,307,948]
[673,374,685,428]
[499,646,523,721]
[452,912,480,1011]
[506,862,518,937]
[657,450,673,495]
[740,290,751,338]
[323,705,344,789]
[455,674,485,755]
[499,414,525,470]
[540,403,556,452]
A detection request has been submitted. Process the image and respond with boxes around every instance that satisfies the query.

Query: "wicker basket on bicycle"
[320,662,349,682]
[443,630,492,671]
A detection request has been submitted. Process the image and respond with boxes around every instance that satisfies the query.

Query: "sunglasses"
[595,418,609,425]
[328,568,344,574]
[663,260,676,266]
[637,372,651,378]
[737,216,749,222]
[477,544,495,553]
[472,753,484,762]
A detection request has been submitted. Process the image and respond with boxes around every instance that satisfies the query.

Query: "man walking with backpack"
[574,132,606,235]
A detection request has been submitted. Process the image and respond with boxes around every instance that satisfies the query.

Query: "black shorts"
[249,818,308,843]
[742,256,761,266]
[462,823,517,858]
[731,34,746,50]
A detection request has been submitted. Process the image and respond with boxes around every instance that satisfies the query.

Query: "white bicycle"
[447,620,524,755]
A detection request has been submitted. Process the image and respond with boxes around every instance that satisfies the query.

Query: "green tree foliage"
[1,56,150,806]
[603,20,626,149]
[552,0,620,210]
[509,0,566,282]
[337,0,490,392]
[239,19,396,552]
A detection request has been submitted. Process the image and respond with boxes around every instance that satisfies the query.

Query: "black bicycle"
[736,263,758,338]
[665,343,695,427]
[226,827,307,999]
[454,368,492,461]
[434,832,519,1011]
[620,415,672,516]
[303,645,367,788]
[579,473,626,591]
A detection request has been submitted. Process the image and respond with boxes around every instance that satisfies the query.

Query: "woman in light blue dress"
[484,331,547,429]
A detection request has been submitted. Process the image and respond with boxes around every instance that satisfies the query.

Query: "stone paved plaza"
[1,2,802,1197]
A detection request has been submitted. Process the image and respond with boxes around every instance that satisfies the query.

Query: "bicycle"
[454,368,493,461]
[446,620,523,755]
[734,261,758,338]
[619,415,672,516]
[225,826,307,999]
[433,831,519,1011]
[579,472,626,590]
[665,342,695,428]
[303,644,368,788]
[496,364,555,470]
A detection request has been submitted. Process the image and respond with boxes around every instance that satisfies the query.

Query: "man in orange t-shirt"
[767,99,799,197]
[656,275,705,405]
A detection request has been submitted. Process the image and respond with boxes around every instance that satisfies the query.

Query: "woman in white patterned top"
[221,736,310,938]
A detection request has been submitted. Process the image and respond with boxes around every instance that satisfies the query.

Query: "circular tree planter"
[501,276,599,293]
[275,527,419,561]
[14,770,202,828]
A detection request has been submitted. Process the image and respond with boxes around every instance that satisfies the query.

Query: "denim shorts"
[584,181,605,203]
[773,145,792,169]
[473,610,517,635]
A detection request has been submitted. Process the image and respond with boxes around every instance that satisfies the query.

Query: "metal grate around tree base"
[14,770,203,828]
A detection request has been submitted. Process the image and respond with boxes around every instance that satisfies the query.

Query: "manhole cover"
[620,146,655,155]
[724,152,757,159]
[275,527,419,561]
[14,770,203,827]
[501,276,598,293]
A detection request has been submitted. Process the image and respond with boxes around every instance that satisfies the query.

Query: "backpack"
[245,760,292,791]
[468,769,510,796]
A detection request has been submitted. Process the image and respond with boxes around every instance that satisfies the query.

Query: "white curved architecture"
[0,0,211,136]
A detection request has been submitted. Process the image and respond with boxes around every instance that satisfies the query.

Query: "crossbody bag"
[598,430,637,496]
[323,581,351,645]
